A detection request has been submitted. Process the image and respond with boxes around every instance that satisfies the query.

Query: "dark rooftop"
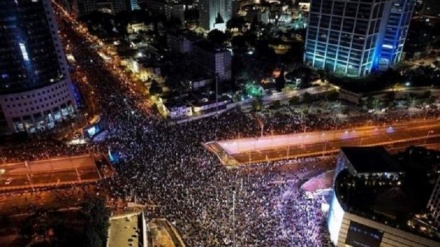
[334,146,440,242]
[341,146,402,174]
[194,40,228,53]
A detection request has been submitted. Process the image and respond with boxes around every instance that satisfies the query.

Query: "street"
[208,118,440,165]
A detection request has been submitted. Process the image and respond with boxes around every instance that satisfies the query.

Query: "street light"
[232,188,237,247]
[424,130,434,145]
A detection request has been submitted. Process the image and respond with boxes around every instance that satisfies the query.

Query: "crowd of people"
[2,8,440,247]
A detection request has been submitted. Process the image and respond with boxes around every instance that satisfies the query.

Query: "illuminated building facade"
[379,0,415,69]
[304,0,415,77]
[0,0,77,133]
[199,0,233,31]
[129,0,140,11]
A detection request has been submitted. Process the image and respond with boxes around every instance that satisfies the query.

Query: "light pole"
[322,142,328,157]
[424,130,434,145]
[215,73,219,116]
[232,188,237,247]
[424,106,429,119]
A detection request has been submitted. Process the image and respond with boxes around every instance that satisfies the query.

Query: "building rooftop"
[194,40,228,53]
[341,146,402,174]
[335,146,440,242]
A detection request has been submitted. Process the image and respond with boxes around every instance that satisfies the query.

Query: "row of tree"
[13,197,110,247]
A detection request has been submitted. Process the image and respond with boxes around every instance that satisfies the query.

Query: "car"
[5,178,13,185]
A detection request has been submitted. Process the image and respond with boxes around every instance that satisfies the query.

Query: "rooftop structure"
[328,146,440,246]
[338,146,403,176]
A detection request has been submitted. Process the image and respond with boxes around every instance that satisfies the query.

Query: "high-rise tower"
[0,0,77,133]
[199,0,233,31]
[304,0,415,77]
[379,0,415,69]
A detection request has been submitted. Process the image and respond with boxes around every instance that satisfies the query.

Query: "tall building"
[304,0,415,77]
[193,41,232,81]
[129,0,140,11]
[165,3,186,23]
[199,0,233,31]
[379,0,415,69]
[0,0,77,133]
[72,0,129,16]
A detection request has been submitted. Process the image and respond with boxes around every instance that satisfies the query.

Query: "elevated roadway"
[0,155,105,191]
[205,118,440,167]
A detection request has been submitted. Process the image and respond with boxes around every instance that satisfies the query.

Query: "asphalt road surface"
[0,155,101,190]
[207,118,440,165]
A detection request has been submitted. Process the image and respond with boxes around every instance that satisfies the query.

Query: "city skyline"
[0,0,439,247]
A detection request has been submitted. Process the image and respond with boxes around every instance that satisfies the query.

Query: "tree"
[84,226,102,247]
[366,96,380,110]
[326,90,339,101]
[289,96,300,105]
[366,96,374,109]
[81,197,110,247]
[427,96,436,104]
[231,35,247,53]
[272,100,281,109]
[207,29,227,46]
[226,16,246,30]
[302,92,312,103]
[252,98,263,112]
[275,67,286,92]
[421,90,431,99]
[385,91,395,102]
[149,80,163,95]
[406,96,417,108]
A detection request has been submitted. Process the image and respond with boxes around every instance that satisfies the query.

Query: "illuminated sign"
[345,221,383,247]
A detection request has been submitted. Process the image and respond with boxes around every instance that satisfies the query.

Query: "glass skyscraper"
[379,0,415,69]
[304,0,415,77]
[0,0,77,133]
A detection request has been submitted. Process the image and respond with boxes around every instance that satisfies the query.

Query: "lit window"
[19,42,29,61]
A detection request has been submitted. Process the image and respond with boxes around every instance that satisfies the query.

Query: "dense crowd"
[2,8,440,247]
